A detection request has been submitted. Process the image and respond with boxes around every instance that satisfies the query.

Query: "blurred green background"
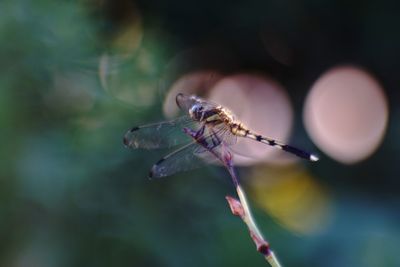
[1,0,399,266]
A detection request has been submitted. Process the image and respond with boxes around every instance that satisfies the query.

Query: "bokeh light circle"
[304,66,389,164]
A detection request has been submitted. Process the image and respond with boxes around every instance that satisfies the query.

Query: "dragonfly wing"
[149,125,235,178]
[123,116,201,149]
[149,141,220,178]
[211,123,238,146]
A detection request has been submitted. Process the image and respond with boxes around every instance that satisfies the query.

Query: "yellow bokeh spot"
[248,165,333,235]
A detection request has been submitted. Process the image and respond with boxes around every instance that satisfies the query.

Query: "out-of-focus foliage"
[1,0,400,267]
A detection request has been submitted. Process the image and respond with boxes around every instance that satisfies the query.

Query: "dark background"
[1,0,399,266]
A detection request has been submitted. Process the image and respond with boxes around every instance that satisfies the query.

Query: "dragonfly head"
[189,103,206,121]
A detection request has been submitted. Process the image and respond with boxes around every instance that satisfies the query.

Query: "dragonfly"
[123,93,319,178]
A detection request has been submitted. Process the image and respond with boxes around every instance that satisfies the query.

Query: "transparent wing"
[123,116,201,149]
[149,141,218,178]
[149,125,233,178]
[211,123,238,146]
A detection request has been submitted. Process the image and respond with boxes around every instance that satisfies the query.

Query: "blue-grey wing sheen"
[149,126,233,178]
[123,116,198,149]
[149,140,230,178]
[149,142,212,178]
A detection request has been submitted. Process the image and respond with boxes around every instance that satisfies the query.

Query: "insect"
[123,93,319,178]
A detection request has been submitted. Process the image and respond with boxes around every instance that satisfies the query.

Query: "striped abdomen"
[243,131,318,162]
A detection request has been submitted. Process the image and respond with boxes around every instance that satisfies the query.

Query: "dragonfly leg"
[183,126,200,139]
[196,125,206,139]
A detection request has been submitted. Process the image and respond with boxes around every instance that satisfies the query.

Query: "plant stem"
[183,129,282,266]
[225,156,282,267]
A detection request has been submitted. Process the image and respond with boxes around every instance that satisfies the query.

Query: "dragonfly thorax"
[219,107,235,122]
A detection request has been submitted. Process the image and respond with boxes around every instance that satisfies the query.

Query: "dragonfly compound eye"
[189,104,205,121]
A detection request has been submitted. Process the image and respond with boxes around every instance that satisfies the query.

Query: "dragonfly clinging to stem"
[123,93,319,178]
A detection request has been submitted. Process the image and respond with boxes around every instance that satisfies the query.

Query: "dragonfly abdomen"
[245,132,319,162]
